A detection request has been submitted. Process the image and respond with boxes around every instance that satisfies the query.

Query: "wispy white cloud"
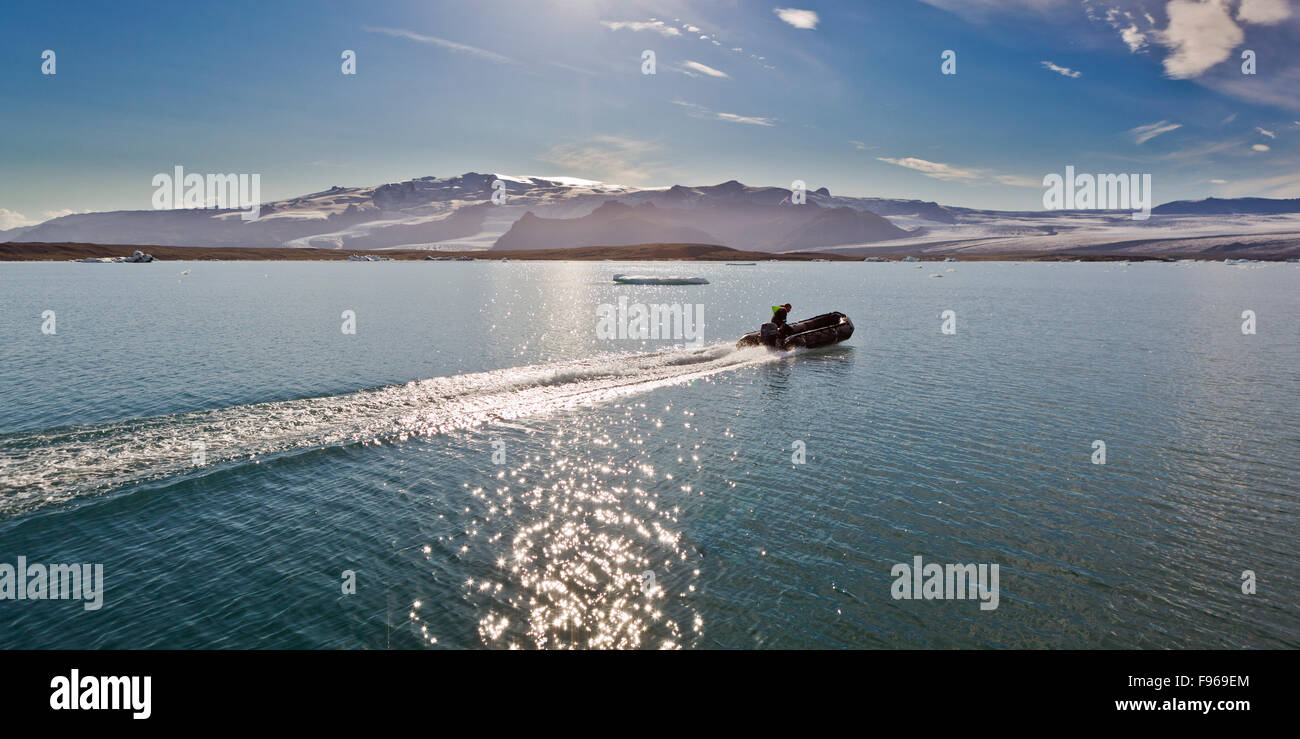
[993,174,1043,187]
[1255,126,1276,138]
[1131,138,1244,162]
[535,136,665,184]
[1041,60,1082,78]
[600,20,681,37]
[774,8,819,29]
[1097,6,1152,54]
[1119,24,1147,52]
[1251,143,1271,151]
[877,157,981,180]
[716,112,775,126]
[362,26,515,64]
[850,140,876,151]
[550,60,597,76]
[673,99,775,126]
[679,61,730,78]
[876,156,1038,187]
[1130,120,1182,144]
[915,0,1067,21]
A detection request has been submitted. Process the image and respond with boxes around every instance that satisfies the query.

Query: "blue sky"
[1,0,1297,226]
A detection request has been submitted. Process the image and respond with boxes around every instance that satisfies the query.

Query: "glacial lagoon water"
[0,259,1296,648]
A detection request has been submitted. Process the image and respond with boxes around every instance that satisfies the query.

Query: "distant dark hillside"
[1151,197,1300,215]
[494,199,910,252]
[494,203,721,251]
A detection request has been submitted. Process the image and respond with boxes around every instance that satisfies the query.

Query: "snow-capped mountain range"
[4,172,1300,257]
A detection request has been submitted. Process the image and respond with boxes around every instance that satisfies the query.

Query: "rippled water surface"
[1,260,1296,648]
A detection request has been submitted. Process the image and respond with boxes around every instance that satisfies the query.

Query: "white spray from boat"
[0,344,784,514]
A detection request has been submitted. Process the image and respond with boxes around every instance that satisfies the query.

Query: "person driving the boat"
[761,303,793,347]
[771,303,792,327]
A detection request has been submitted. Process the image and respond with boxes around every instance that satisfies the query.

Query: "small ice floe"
[78,250,154,263]
[928,273,943,278]
[180,269,191,275]
[612,274,709,285]
[946,268,956,272]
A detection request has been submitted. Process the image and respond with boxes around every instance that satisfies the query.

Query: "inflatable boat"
[736,312,854,351]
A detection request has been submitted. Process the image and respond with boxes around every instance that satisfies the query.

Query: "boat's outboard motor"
[759,322,779,348]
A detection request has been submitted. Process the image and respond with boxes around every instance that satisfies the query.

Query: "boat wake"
[0,343,780,515]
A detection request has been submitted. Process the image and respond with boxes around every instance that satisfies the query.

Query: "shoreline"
[0,241,1292,263]
[3,242,854,262]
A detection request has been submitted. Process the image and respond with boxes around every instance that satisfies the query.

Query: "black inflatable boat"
[736,312,854,351]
